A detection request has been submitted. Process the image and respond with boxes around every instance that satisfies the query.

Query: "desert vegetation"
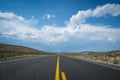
[65,51,120,67]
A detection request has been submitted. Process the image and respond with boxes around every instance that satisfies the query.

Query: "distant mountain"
[0,43,45,54]
[62,50,120,55]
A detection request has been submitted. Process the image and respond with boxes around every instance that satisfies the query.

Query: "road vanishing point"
[0,55,120,80]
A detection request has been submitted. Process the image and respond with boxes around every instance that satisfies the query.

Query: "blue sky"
[0,0,120,52]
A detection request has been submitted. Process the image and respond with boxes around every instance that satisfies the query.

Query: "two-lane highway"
[0,55,120,80]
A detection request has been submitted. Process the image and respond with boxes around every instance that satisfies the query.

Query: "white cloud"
[38,25,69,43]
[70,3,120,25]
[42,14,55,19]
[0,11,39,40]
[70,9,92,25]
[93,3,120,17]
[0,3,120,45]
[73,24,120,42]
[0,12,24,21]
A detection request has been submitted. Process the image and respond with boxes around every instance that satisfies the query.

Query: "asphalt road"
[60,56,120,80]
[0,56,57,80]
[0,55,120,80]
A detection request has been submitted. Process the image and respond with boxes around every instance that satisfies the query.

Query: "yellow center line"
[55,56,67,80]
[61,72,67,80]
[55,56,60,80]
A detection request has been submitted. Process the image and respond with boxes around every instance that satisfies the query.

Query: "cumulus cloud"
[0,3,120,45]
[70,3,120,25]
[0,11,66,43]
[0,12,24,21]
[93,3,120,17]
[73,24,120,42]
[0,11,39,39]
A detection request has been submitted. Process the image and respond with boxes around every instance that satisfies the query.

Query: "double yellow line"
[55,56,67,80]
